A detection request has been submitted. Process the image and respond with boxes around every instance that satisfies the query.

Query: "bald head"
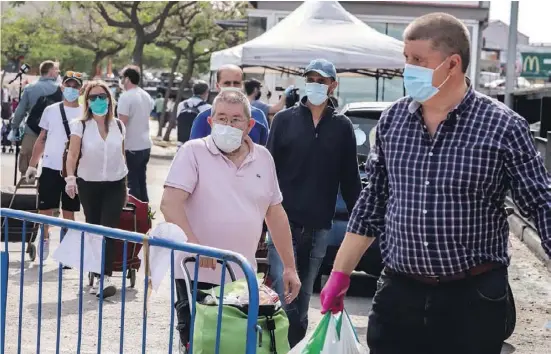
[216,64,243,91]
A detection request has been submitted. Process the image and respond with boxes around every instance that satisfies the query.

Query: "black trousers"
[367,266,511,354]
[77,178,127,276]
[125,149,150,203]
[174,279,217,345]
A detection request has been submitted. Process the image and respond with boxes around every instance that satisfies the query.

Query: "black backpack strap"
[116,119,123,134]
[196,101,207,108]
[59,103,71,139]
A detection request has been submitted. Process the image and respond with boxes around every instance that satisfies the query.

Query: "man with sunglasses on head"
[266,58,362,347]
[24,72,84,261]
[189,64,269,145]
[117,65,154,203]
[10,60,61,176]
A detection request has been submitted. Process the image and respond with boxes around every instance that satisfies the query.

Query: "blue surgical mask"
[305,82,328,106]
[63,87,80,102]
[88,98,109,116]
[403,60,450,103]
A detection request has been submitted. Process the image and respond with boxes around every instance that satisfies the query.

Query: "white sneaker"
[89,284,99,295]
[96,276,117,299]
[37,236,50,262]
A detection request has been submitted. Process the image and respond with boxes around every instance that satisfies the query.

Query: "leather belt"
[384,262,504,285]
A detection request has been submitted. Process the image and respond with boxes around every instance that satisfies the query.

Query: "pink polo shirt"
[165,136,283,284]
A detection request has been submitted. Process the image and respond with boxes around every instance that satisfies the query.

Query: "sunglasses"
[65,71,83,78]
[88,93,108,101]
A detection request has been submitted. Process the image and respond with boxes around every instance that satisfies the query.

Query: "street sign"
[521,52,551,78]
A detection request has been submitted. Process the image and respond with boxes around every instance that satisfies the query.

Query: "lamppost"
[504,1,519,108]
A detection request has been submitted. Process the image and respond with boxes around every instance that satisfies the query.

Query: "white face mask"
[220,86,242,93]
[211,123,244,153]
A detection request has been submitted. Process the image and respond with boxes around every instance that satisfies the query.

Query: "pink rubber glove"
[320,271,351,314]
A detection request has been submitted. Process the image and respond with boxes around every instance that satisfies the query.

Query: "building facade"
[246,1,490,104]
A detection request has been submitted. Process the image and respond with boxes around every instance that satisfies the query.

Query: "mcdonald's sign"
[521,52,551,78]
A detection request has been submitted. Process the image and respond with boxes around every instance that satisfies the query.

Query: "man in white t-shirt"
[25,72,84,261]
[116,65,154,202]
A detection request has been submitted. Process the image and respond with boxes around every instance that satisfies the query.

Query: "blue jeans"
[125,148,150,202]
[267,225,331,348]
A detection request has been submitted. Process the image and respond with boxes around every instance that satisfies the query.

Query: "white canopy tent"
[210,1,405,74]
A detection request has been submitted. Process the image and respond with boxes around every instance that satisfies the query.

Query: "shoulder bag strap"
[59,103,71,139]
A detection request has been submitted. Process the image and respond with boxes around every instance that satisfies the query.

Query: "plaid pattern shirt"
[347,85,551,276]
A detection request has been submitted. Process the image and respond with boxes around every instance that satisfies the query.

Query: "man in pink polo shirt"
[160,89,300,352]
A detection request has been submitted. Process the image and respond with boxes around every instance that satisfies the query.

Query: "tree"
[57,5,130,77]
[154,2,204,138]
[1,3,96,79]
[154,1,248,140]
[83,1,184,81]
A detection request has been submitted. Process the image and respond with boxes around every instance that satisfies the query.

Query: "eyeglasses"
[65,71,83,78]
[88,93,108,101]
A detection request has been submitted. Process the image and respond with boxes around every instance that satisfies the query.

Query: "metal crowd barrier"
[0,208,260,354]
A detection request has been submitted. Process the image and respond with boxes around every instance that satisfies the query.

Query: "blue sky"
[489,1,550,44]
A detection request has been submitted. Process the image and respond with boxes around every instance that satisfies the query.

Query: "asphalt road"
[1,150,550,353]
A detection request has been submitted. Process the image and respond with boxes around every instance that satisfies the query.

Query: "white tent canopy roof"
[210,1,405,72]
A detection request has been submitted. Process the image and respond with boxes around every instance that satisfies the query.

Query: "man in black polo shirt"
[266,58,362,347]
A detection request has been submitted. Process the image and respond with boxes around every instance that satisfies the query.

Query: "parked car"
[314,101,392,293]
[483,77,532,89]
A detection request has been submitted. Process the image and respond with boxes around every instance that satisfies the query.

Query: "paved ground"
[2,140,551,353]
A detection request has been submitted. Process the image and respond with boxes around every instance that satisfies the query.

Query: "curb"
[508,214,551,272]
[150,152,175,161]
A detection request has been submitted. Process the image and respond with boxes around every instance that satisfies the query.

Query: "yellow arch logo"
[523,56,540,72]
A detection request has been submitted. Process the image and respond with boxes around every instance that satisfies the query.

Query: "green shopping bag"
[192,303,290,354]
[186,269,290,354]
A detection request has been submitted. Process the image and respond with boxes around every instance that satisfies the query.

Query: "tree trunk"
[180,57,195,91]
[161,47,198,141]
[132,35,145,86]
[91,54,102,78]
[181,43,196,90]
[163,78,187,142]
[158,53,181,138]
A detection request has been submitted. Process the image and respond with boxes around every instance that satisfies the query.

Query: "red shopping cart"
[88,194,152,288]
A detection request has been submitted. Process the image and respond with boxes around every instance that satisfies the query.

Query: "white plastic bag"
[52,229,103,273]
[336,310,369,353]
[137,222,188,291]
[289,310,368,354]
[289,313,339,353]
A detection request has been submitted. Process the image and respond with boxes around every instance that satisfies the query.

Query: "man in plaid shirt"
[320,13,551,354]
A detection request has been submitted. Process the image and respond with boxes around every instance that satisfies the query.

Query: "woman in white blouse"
[65,80,128,299]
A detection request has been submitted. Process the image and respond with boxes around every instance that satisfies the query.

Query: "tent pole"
[375,73,380,102]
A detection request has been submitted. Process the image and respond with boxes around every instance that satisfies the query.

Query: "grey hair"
[211,89,252,120]
[403,12,471,73]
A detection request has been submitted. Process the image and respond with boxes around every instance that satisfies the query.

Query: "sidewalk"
[149,119,179,160]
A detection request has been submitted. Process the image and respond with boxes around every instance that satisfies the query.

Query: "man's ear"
[207,116,214,128]
[247,118,256,133]
[330,79,338,92]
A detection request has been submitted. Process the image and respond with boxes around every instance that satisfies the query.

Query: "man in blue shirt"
[190,64,269,145]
